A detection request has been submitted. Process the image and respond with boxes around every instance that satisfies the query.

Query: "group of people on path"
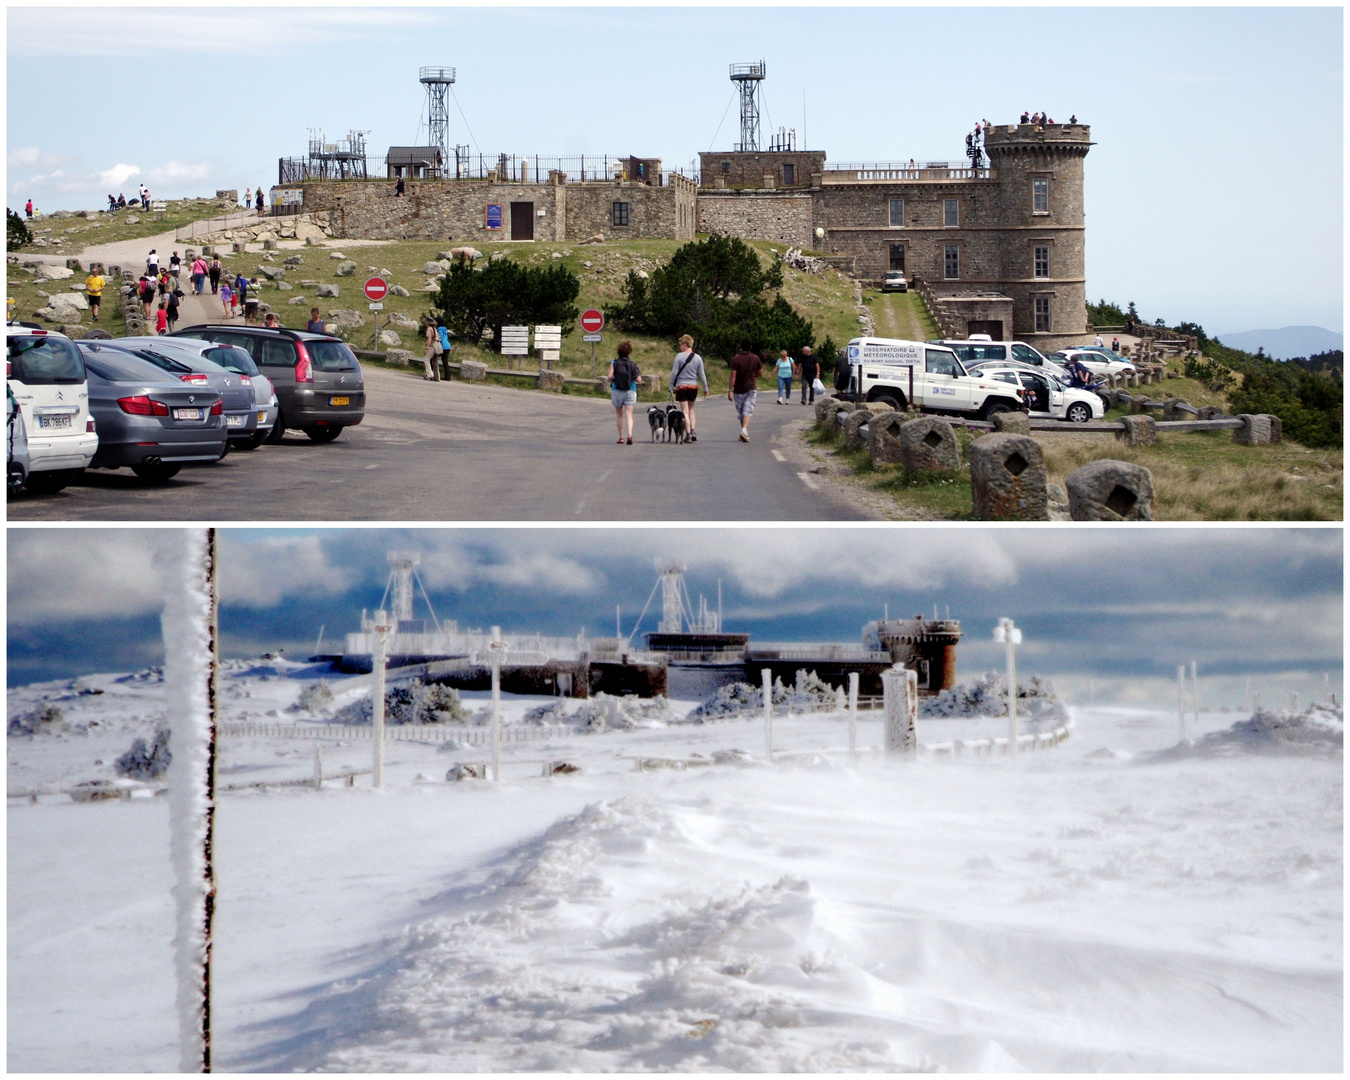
[422,317,453,380]
[604,338,825,446]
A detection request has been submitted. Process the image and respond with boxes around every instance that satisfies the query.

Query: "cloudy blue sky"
[6,527,1342,710]
[6,6,1343,336]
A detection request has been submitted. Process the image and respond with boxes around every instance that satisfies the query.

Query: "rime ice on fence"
[161,529,215,1073]
[685,672,840,722]
[921,671,1067,724]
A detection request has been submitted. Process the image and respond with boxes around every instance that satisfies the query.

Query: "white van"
[7,327,98,493]
[931,337,1065,372]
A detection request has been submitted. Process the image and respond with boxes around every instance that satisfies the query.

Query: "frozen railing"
[922,716,1075,757]
[822,165,997,183]
[220,721,572,744]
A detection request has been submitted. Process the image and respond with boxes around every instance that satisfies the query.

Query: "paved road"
[8,365,873,521]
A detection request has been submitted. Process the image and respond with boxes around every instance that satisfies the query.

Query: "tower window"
[783,163,795,185]
[944,245,959,279]
[889,198,904,226]
[1034,297,1051,332]
[612,202,629,226]
[943,198,959,227]
[721,160,731,174]
[1032,178,1049,212]
[1034,245,1050,278]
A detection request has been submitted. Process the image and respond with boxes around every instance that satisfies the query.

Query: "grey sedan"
[93,340,258,442]
[77,344,228,482]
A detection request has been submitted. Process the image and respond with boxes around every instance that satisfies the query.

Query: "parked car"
[965,363,1103,422]
[92,339,258,446]
[931,337,1067,374]
[6,327,98,494]
[170,324,365,443]
[881,271,908,293]
[7,383,30,494]
[76,343,228,482]
[116,336,276,449]
[1051,347,1136,380]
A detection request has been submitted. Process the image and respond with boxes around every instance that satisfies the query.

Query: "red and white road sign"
[363,277,388,302]
[580,308,605,333]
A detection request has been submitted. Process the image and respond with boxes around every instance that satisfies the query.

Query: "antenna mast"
[420,66,456,179]
[729,61,766,152]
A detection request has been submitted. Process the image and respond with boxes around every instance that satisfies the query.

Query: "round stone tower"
[983,123,1093,347]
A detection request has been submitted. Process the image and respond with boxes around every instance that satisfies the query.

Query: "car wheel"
[131,462,182,483]
[1065,401,1092,423]
[235,429,267,451]
[264,410,287,444]
[869,393,904,412]
[23,468,80,495]
[982,401,1014,418]
[303,425,343,443]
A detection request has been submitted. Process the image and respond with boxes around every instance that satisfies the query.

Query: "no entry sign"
[580,308,605,333]
[363,277,388,302]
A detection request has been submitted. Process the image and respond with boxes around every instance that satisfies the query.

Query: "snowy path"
[7,687,1343,1072]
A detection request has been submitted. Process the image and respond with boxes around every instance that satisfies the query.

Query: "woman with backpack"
[608,340,640,444]
[208,256,222,295]
[669,334,707,443]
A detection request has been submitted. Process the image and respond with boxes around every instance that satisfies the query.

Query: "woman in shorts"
[219,279,233,320]
[608,340,640,444]
[668,333,707,442]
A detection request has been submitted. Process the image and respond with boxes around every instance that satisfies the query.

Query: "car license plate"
[173,408,203,421]
[226,414,246,428]
[329,396,350,406]
[38,414,72,429]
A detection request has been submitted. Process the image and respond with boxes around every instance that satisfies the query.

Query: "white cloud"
[8,147,67,169]
[8,529,165,624]
[98,163,141,188]
[217,534,356,609]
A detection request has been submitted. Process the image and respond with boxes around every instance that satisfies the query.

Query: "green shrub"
[430,256,579,352]
[7,209,31,250]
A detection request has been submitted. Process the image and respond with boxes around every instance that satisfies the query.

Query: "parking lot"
[8,364,874,521]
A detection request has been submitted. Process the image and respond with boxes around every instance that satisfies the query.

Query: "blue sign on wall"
[485,203,503,230]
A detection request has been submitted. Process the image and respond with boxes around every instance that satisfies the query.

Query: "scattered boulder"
[287,296,309,305]
[8,703,65,737]
[579,234,604,245]
[388,312,420,330]
[324,308,364,329]
[316,283,339,298]
[422,261,446,274]
[446,762,487,781]
[989,410,1031,435]
[329,251,346,260]
[447,246,481,260]
[1066,459,1156,521]
[377,330,402,347]
[258,265,285,280]
[37,264,74,282]
[385,349,415,365]
[969,432,1049,521]
[335,260,357,277]
[389,284,411,298]
[45,292,89,315]
[283,255,304,267]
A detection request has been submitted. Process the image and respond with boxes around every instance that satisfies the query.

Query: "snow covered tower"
[864,616,963,695]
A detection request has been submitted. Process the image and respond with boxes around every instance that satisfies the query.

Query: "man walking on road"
[84,267,106,322]
[799,345,818,405]
[728,338,763,443]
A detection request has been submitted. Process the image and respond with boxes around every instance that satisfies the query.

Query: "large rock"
[316,283,339,298]
[969,433,1049,520]
[1066,459,1156,521]
[538,370,565,392]
[459,360,488,383]
[422,261,446,274]
[37,264,74,281]
[294,220,326,244]
[46,291,89,315]
[899,416,960,476]
[283,255,304,267]
[335,260,357,277]
[389,284,411,298]
[990,410,1031,435]
[388,312,420,330]
[259,265,285,280]
[385,349,415,365]
[325,309,365,329]
[377,330,402,347]
[447,247,481,261]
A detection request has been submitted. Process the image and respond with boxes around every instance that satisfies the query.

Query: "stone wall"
[696,192,814,248]
[563,179,695,241]
[699,150,826,190]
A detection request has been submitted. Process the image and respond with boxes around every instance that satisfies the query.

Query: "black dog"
[665,405,687,443]
[647,406,667,442]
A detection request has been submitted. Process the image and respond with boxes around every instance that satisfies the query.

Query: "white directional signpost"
[580,308,604,378]
[365,277,388,347]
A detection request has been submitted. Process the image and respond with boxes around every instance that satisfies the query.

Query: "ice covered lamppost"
[370,609,393,788]
[489,627,506,780]
[163,529,218,1072]
[994,617,1022,755]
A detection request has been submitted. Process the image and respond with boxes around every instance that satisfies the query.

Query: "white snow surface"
[7,666,1343,1072]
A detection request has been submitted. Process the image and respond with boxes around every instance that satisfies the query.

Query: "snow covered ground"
[8,664,1343,1072]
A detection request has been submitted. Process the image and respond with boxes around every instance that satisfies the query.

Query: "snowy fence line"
[219,720,572,745]
[922,716,1075,757]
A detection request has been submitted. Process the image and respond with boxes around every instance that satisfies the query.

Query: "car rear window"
[82,350,181,383]
[204,345,259,376]
[9,336,85,384]
[129,349,194,376]
[255,338,296,367]
[306,340,360,372]
[953,344,1007,363]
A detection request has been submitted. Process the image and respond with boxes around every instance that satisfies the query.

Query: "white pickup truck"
[843,336,1030,420]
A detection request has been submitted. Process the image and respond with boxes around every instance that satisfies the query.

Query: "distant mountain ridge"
[1213,326,1343,360]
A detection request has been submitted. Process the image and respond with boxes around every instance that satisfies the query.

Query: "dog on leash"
[665,405,687,443]
[647,406,667,442]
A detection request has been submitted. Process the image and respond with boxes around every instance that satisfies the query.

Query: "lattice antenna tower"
[729,61,766,152]
[420,66,457,178]
[657,560,688,633]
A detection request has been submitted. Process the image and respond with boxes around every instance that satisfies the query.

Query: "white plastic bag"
[812,377,825,394]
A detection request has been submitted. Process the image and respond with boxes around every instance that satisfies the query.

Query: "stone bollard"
[459,359,487,383]
[262,238,278,251]
[1046,482,1071,520]
[65,258,83,271]
[1066,459,1156,520]
[899,416,960,477]
[815,397,841,426]
[842,409,874,451]
[537,370,565,392]
[231,241,247,253]
[1197,405,1224,420]
[969,433,1049,520]
[868,412,908,466]
[1161,398,1187,421]
[1116,414,1156,446]
[990,410,1031,435]
[384,349,415,365]
[882,664,918,755]
[1233,414,1271,446]
[1261,414,1282,443]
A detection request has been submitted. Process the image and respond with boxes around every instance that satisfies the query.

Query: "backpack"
[612,357,638,392]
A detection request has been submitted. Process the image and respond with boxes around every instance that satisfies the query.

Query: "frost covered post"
[1177,665,1187,735]
[371,609,392,787]
[882,664,918,755]
[762,668,773,760]
[163,528,217,1072]
[1190,660,1199,726]
[490,627,505,780]
[994,617,1022,755]
[847,672,859,757]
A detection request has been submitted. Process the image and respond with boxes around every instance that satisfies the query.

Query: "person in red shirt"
[726,338,763,443]
[155,299,169,335]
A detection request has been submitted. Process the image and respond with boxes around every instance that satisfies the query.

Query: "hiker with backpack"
[609,341,641,444]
